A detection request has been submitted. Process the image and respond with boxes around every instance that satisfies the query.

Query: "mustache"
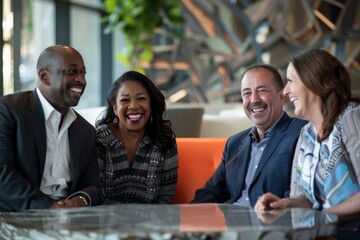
[248,102,267,109]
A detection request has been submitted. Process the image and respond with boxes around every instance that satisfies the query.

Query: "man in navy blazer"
[0,45,102,212]
[192,64,307,207]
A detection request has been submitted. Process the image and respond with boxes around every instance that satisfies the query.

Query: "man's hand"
[255,208,287,224]
[49,202,63,209]
[49,196,87,209]
[255,193,289,211]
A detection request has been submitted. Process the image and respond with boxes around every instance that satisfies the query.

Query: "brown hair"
[290,48,360,141]
[241,64,284,92]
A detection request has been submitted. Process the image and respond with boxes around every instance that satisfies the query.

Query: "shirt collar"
[249,111,284,142]
[36,87,76,122]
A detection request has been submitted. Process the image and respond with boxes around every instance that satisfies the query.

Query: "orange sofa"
[172,138,227,204]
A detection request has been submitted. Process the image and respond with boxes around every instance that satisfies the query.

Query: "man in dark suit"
[192,64,307,207]
[0,45,102,212]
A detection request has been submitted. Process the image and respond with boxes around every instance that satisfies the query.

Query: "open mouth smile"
[127,113,142,122]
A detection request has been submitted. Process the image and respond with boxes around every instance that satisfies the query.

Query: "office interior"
[1,1,360,239]
[2,0,359,107]
[2,0,359,139]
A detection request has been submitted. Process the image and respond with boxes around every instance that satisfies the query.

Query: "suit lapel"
[251,113,291,183]
[29,91,47,177]
[235,134,252,197]
[68,116,81,190]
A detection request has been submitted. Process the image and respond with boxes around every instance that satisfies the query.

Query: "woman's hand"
[325,192,360,222]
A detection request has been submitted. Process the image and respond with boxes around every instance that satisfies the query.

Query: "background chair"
[164,106,204,137]
[173,138,227,204]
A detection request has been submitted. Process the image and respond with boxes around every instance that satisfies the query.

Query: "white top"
[36,88,76,199]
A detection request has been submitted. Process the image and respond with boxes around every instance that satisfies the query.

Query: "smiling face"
[113,80,151,133]
[241,69,285,135]
[284,62,322,123]
[38,46,86,114]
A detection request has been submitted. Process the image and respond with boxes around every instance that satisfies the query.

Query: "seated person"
[96,71,178,204]
[255,49,360,237]
[0,45,102,212]
[192,64,307,207]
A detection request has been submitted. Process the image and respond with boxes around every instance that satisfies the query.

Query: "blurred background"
[1,0,360,108]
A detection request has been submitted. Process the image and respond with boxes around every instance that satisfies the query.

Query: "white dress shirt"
[36,88,76,199]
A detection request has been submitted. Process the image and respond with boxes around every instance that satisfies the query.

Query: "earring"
[113,117,119,125]
[150,115,153,122]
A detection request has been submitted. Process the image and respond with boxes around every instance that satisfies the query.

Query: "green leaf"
[140,50,153,62]
[102,0,184,69]
[116,53,130,67]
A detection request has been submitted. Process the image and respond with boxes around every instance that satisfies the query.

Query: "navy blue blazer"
[192,112,307,206]
[0,90,102,212]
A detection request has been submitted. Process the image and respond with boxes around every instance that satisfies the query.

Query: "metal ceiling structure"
[144,0,360,103]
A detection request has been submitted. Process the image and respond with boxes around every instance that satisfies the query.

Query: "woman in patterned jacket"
[255,49,360,225]
[96,71,178,204]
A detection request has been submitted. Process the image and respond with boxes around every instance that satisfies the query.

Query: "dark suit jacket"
[192,112,307,206]
[0,90,102,212]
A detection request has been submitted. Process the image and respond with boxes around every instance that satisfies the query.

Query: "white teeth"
[290,97,298,103]
[252,107,265,113]
[128,114,141,120]
[71,87,82,93]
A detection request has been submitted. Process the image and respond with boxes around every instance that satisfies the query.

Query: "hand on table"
[49,196,87,209]
[255,208,287,224]
[255,193,289,211]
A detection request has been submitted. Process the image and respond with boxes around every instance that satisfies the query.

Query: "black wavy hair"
[96,71,174,149]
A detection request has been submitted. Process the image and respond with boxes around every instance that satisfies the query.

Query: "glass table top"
[0,203,338,240]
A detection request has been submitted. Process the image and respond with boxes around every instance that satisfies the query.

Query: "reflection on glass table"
[0,204,337,240]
